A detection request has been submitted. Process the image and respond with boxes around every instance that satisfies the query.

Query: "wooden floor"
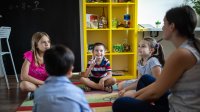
[0,75,27,112]
[0,74,81,112]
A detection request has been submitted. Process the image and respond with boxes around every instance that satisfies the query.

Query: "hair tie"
[155,43,160,48]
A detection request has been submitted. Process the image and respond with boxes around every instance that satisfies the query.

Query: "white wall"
[138,0,188,59]
[138,0,185,27]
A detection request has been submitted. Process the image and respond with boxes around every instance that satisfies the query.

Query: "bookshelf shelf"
[83,0,138,79]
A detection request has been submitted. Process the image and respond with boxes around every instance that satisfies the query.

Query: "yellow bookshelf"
[82,0,138,80]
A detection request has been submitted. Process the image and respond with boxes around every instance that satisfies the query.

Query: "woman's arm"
[119,80,138,97]
[133,48,196,102]
[20,59,44,85]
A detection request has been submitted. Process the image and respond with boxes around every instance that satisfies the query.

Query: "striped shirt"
[87,57,111,78]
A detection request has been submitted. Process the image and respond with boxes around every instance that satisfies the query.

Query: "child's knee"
[112,77,117,84]
[79,77,87,83]
[20,81,36,92]
[109,77,116,85]
[117,82,124,91]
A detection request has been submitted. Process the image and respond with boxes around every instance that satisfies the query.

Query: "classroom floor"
[0,75,26,112]
[0,75,81,112]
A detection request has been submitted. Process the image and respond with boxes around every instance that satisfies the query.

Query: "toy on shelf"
[88,44,94,53]
[124,14,130,28]
[113,44,124,52]
[98,7,108,28]
[123,39,131,52]
[86,14,98,29]
[112,18,118,28]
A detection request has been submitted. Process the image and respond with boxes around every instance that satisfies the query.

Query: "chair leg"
[7,40,19,83]
[0,56,10,89]
[9,54,19,83]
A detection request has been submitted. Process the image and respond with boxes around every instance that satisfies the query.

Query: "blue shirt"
[33,76,92,112]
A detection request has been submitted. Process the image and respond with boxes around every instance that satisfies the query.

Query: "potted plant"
[155,20,161,28]
[185,0,200,15]
[185,0,200,26]
[192,0,200,15]
[191,0,200,26]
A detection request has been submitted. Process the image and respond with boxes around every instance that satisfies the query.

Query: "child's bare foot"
[104,86,113,93]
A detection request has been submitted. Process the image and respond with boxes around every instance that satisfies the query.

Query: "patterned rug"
[16,82,119,112]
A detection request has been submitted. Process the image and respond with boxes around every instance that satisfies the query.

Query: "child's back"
[34,76,91,112]
[33,45,91,112]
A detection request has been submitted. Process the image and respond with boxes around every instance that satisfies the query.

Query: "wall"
[138,0,200,59]
[138,0,185,27]
[0,0,81,75]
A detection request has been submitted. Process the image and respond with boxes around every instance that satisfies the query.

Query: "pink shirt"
[24,51,48,81]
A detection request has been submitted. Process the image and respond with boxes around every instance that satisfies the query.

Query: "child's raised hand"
[89,56,97,68]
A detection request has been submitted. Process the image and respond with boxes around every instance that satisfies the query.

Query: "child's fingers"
[92,56,94,60]
[94,56,97,61]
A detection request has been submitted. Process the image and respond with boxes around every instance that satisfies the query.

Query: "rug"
[16,82,119,112]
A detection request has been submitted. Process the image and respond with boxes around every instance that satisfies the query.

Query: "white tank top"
[169,40,200,112]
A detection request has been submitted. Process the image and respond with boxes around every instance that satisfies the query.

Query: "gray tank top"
[169,40,200,112]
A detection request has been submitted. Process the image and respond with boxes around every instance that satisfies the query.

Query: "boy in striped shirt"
[80,43,116,93]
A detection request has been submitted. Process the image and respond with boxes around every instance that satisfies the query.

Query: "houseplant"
[191,0,200,15]
[185,0,200,15]
[185,0,200,26]
[155,20,161,28]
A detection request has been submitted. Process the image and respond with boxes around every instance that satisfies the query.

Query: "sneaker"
[27,92,34,100]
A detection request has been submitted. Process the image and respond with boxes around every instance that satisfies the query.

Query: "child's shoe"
[27,92,34,100]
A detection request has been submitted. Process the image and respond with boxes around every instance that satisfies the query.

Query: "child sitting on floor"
[118,37,165,97]
[33,45,92,112]
[80,42,116,93]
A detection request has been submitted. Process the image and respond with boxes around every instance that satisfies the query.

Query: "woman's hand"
[118,89,126,97]
[123,90,137,98]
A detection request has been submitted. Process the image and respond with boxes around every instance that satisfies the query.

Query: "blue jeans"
[112,75,170,112]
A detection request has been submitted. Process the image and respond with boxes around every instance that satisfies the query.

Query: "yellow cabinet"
[82,0,138,80]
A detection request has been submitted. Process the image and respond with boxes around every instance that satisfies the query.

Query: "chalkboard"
[0,0,81,74]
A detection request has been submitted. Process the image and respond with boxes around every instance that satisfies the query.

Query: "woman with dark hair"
[113,5,200,112]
